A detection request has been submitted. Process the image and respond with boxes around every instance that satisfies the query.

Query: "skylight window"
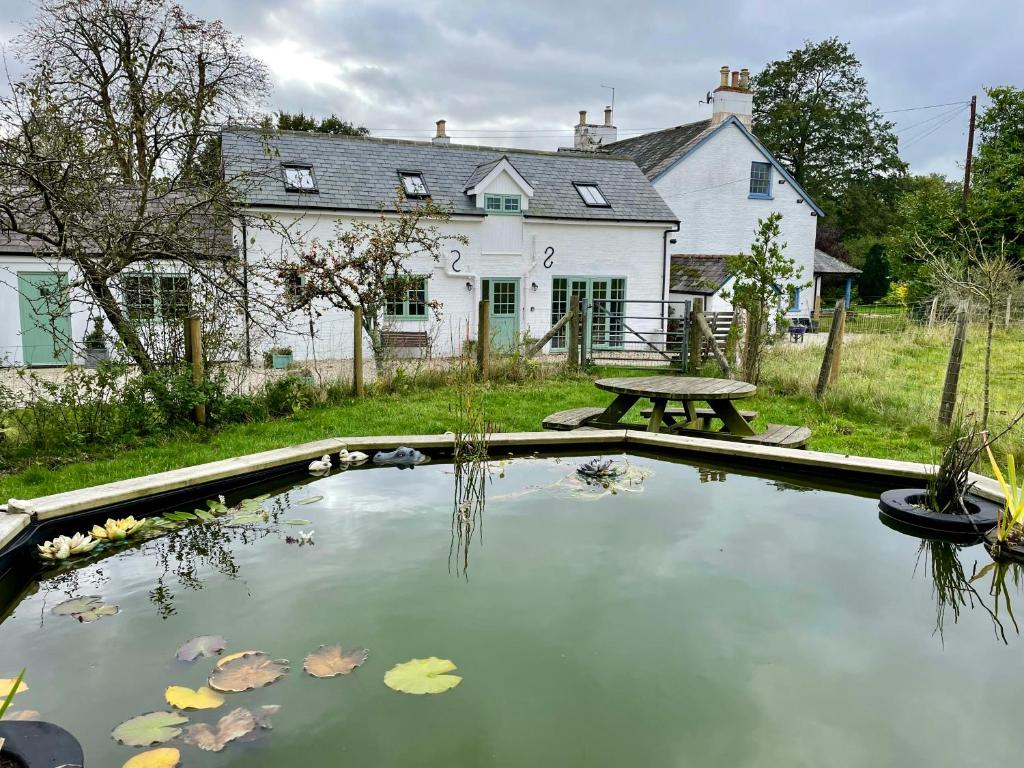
[399,171,429,198]
[574,182,609,207]
[282,165,317,192]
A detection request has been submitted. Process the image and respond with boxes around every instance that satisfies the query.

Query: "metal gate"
[583,298,691,370]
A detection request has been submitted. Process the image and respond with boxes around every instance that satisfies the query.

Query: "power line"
[901,106,968,150]
[881,100,970,114]
[894,104,969,135]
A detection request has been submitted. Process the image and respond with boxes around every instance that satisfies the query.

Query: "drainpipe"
[240,218,252,367]
[521,234,539,335]
[661,222,681,332]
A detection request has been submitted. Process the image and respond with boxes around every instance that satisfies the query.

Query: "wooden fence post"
[695,312,732,377]
[477,300,490,380]
[687,297,704,373]
[352,307,364,397]
[1005,293,1013,330]
[938,301,969,426]
[186,316,206,426]
[566,296,580,370]
[828,302,847,387]
[815,300,846,399]
[928,297,939,327]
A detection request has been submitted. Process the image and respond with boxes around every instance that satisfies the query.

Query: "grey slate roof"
[222,128,676,223]
[669,254,730,294]
[814,249,861,275]
[604,119,714,179]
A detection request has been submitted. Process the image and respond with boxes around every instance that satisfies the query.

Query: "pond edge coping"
[0,429,1006,552]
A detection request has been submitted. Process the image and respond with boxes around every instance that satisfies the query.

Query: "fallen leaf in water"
[1,710,39,721]
[111,711,188,747]
[52,595,119,622]
[384,657,462,694]
[303,645,368,678]
[182,705,278,752]
[0,678,27,697]
[208,653,289,692]
[296,495,324,505]
[165,685,225,710]
[122,747,181,768]
[215,650,259,669]
[175,635,227,662]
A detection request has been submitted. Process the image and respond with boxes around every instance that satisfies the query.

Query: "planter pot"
[878,488,1002,537]
[0,721,84,767]
[271,353,293,369]
[877,511,984,545]
[83,346,108,368]
[984,528,1024,564]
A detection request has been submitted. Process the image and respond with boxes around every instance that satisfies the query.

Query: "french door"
[550,277,626,350]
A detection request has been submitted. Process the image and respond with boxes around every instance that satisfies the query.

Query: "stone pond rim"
[0,721,85,768]
[878,488,1002,535]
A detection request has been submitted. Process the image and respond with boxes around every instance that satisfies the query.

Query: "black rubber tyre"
[878,488,1001,535]
[0,722,84,768]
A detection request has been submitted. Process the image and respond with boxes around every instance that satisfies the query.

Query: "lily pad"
[175,635,227,662]
[165,685,225,711]
[226,513,263,526]
[296,495,324,506]
[0,678,27,697]
[182,705,278,752]
[384,657,462,695]
[2,710,40,721]
[122,747,181,768]
[194,509,218,522]
[52,595,119,622]
[284,519,311,525]
[111,711,188,747]
[215,650,260,669]
[208,652,289,693]
[303,645,369,678]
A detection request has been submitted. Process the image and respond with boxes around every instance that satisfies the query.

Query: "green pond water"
[0,453,1021,766]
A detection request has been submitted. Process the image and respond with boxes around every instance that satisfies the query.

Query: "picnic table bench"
[542,375,810,449]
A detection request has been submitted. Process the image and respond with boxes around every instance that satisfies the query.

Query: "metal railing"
[584,298,691,370]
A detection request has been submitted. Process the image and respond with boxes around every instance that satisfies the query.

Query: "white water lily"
[90,516,147,542]
[38,532,99,560]
[298,530,315,545]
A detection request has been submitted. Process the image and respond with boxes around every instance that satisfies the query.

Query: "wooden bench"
[380,330,430,359]
[640,406,759,430]
[542,406,607,431]
[741,424,811,448]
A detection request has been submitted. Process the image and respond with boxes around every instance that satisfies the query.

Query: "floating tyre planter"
[0,721,85,768]
[878,488,1001,537]
[983,528,1024,564]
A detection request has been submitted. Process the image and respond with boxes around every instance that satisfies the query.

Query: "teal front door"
[18,272,73,366]
[484,279,520,351]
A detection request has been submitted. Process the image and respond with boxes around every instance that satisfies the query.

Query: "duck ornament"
[372,446,428,469]
[308,454,332,476]
[338,448,370,464]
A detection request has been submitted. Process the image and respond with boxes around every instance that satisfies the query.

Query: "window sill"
[384,317,429,323]
[748,193,773,200]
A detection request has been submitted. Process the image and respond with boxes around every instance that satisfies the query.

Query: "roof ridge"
[223,126,636,162]
[604,118,712,148]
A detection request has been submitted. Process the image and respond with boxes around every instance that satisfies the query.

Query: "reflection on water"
[449,438,491,580]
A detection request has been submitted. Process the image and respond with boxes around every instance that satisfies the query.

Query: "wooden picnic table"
[592,375,757,435]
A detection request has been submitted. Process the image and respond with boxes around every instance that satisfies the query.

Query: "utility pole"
[963,95,977,201]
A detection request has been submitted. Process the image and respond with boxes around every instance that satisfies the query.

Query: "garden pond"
[0,451,1020,766]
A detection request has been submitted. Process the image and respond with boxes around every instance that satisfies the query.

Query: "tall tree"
[276,111,369,136]
[751,38,906,240]
[969,86,1024,260]
[0,0,273,373]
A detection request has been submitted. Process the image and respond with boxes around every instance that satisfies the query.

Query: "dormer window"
[399,171,429,198]
[484,194,521,213]
[574,182,609,207]
[282,164,317,193]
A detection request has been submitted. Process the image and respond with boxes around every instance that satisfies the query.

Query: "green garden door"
[484,279,520,351]
[18,272,73,366]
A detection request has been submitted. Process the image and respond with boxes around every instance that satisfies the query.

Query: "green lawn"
[2,325,1021,501]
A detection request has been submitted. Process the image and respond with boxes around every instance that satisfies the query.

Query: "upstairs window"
[574,182,609,207]
[749,161,772,198]
[398,171,429,198]
[385,275,428,318]
[282,164,318,192]
[484,193,521,213]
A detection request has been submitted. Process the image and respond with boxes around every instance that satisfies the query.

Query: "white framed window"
[282,165,318,192]
[484,193,521,213]
[749,162,772,198]
[399,171,429,198]
[573,182,609,207]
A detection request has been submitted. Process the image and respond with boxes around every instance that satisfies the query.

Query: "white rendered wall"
[655,122,817,316]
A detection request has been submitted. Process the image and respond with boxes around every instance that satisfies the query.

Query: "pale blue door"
[18,272,73,366]
[484,279,520,351]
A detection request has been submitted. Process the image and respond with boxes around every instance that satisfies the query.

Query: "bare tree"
[278,193,468,363]
[919,223,1022,428]
[0,0,275,373]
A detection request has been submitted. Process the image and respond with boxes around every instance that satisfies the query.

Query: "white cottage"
[221,126,679,361]
[601,66,825,320]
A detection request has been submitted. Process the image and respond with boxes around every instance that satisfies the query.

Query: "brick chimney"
[433,119,450,145]
[573,106,617,150]
[711,65,753,128]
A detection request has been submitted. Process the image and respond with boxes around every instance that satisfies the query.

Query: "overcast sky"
[3,0,1021,177]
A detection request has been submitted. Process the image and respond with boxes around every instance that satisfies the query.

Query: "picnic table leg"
[706,399,756,436]
[592,393,639,427]
[647,398,668,433]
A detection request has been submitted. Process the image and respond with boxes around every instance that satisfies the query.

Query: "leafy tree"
[724,213,807,384]
[858,243,890,303]
[751,38,906,240]
[885,174,962,297]
[278,192,467,364]
[969,86,1024,260]
[276,111,369,136]
[0,0,273,374]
